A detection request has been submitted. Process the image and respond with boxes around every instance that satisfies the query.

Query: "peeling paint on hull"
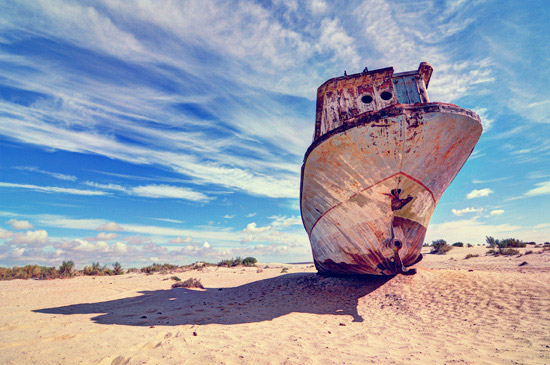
[301,102,482,276]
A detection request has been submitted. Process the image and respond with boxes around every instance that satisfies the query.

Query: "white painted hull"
[301,103,482,275]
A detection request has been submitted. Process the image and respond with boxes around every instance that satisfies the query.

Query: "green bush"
[501,248,520,256]
[113,262,123,275]
[452,242,464,247]
[217,257,247,267]
[464,253,479,260]
[83,262,114,276]
[141,263,178,274]
[486,236,525,255]
[59,260,75,277]
[431,239,452,254]
[242,257,257,267]
[0,265,61,280]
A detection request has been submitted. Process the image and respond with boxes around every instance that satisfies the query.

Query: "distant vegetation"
[0,257,259,281]
[452,242,464,247]
[430,239,453,254]
[172,277,203,289]
[82,262,124,276]
[217,256,257,267]
[485,236,524,256]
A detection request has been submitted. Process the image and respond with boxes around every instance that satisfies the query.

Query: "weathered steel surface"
[301,63,482,276]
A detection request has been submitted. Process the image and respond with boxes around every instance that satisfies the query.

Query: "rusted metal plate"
[301,63,482,276]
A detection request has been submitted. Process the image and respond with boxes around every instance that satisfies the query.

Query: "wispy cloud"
[451,207,483,216]
[83,181,127,192]
[168,236,193,244]
[130,184,211,202]
[0,182,108,196]
[473,177,509,184]
[15,166,77,181]
[490,209,505,216]
[84,181,212,202]
[524,181,550,197]
[150,218,184,224]
[96,222,124,232]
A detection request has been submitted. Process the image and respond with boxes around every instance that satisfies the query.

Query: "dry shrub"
[172,277,203,289]
[431,239,452,254]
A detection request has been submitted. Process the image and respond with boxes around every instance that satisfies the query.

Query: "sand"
[1,246,549,364]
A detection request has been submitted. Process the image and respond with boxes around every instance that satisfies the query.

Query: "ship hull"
[300,103,482,275]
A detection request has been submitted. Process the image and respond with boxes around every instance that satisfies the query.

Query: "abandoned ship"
[300,62,482,276]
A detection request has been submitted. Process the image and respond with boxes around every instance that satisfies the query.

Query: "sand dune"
[1,247,549,364]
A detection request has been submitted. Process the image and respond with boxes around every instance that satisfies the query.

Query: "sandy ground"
[1,246,549,364]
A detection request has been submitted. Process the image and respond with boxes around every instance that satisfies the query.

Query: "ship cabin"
[313,62,433,141]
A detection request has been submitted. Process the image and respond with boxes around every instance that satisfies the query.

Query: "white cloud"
[269,215,302,226]
[490,209,505,216]
[69,239,109,253]
[0,228,14,239]
[150,218,184,224]
[0,182,108,196]
[451,207,483,216]
[466,188,494,199]
[202,241,210,248]
[6,219,33,230]
[96,232,119,240]
[11,229,48,245]
[16,166,77,181]
[130,184,211,202]
[246,213,257,217]
[223,214,235,219]
[472,108,494,131]
[524,181,550,197]
[83,181,127,192]
[168,236,193,244]
[473,177,510,184]
[112,241,128,254]
[309,0,327,14]
[243,222,271,234]
[96,222,124,231]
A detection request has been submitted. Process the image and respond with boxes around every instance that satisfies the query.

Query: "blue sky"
[0,0,548,268]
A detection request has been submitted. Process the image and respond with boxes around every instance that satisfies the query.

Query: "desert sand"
[1,246,549,364]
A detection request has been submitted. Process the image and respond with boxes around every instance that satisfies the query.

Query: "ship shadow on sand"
[34,273,392,326]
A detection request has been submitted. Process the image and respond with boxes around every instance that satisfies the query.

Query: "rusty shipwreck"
[300,62,482,276]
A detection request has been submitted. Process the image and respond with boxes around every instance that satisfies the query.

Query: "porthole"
[361,95,373,104]
[380,91,393,100]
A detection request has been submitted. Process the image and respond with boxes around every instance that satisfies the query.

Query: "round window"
[361,95,373,104]
[380,91,393,100]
